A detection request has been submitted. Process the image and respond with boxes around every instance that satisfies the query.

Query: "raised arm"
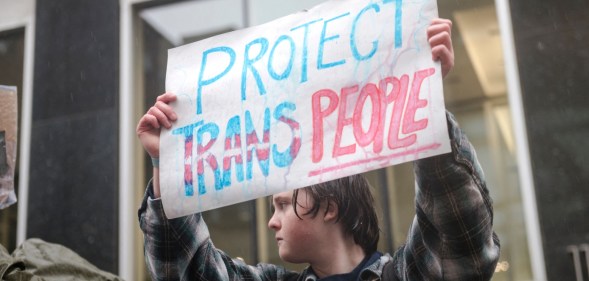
[389,19,500,281]
[404,112,500,280]
[136,93,295,280]
[136,92,177,198]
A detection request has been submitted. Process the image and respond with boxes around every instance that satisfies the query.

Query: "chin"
[279,251,306,264]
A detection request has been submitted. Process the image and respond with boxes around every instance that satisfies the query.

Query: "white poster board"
[161,0,450,218]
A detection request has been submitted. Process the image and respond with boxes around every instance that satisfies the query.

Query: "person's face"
[268,189,329,264]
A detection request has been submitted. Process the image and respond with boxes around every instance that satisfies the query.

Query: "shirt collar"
[302,252,389,281]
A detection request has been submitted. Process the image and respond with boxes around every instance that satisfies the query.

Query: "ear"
[323,200,338,223]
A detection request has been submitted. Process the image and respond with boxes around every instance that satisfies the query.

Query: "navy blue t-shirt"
[314,252,382,281]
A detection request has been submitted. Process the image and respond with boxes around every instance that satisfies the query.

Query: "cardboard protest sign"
[0,85,18,209]
[161,0,450,218]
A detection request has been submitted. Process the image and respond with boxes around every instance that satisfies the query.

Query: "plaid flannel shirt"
[138,112,500,281]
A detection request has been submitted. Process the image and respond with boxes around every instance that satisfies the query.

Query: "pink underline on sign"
[308,143,441,177]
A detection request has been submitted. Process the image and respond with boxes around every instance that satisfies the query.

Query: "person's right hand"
[136,92,177,158]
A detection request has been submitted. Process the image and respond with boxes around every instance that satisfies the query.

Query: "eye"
[275,201,289,211]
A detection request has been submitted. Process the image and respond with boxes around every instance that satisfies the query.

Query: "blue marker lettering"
[196,122,221,194]
[245,108,271,180]
[197,46,236,114]
[173,121,204,196]
[268,35,295,80]
[383,0,403,48]
[272,102,301,167]
[351,3,380,61]
[318,13,350,69]
[291,18,322,83]
[222,115,244,187]
[242,37,269,100]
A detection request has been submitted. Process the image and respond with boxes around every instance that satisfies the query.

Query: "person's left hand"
[427,18,454,78]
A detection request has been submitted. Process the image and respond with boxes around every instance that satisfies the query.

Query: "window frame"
[0,0,36,250]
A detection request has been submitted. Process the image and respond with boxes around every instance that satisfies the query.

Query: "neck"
[309,235,367,278]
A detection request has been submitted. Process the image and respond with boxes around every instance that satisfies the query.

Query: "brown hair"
[292,174,380,254]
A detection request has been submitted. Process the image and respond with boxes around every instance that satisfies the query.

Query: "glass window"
[0,27,24,253]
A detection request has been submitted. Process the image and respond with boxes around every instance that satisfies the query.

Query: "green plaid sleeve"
[391,112,501,281]
[138,182,298,281]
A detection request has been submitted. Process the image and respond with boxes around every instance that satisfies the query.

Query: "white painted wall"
[247,0,325,26]
[0,0,34,30]
[140,0,244,45]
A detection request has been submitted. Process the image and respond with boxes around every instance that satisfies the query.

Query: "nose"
[268,212,280,231]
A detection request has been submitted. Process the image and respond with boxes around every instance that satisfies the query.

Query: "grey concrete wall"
[27,0,119,273]
[510,1,589,280]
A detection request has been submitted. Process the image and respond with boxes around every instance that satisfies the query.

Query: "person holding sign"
[137,18,500,281]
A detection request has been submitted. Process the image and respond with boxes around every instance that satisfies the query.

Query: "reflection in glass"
[0,27,24,253]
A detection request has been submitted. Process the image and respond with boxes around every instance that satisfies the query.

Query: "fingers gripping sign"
[137,92,178,158]
[427,18,454,78]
